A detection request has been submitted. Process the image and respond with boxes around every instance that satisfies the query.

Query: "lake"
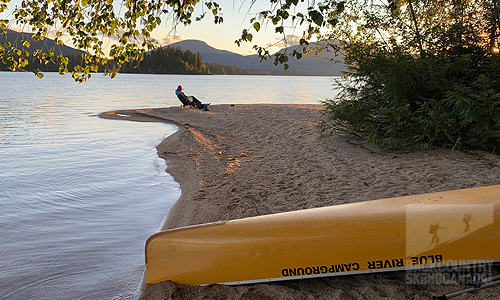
[0,72,339,299]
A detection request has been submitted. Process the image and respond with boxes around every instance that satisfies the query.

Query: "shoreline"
[102,104,500,299]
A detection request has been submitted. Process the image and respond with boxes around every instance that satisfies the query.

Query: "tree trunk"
[408,0,424,57]
[489,0,499,54]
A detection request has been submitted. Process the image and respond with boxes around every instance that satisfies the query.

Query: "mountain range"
[168,40,346,76]
[1,29,85,56]
[2,29,345,76]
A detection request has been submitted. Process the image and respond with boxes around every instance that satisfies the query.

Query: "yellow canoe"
[145,185,500,285]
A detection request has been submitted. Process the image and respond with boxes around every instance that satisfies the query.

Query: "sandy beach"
[102,104,500,299]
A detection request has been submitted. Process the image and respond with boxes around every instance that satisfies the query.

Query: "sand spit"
[102,105,500,299]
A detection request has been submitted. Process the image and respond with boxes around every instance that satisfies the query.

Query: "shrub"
[319,0,500,152]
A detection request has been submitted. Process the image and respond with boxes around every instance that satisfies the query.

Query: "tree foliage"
[318,0,500,152]
[0,30,211,74]
[0,0,223,81]
[0,0,342,80]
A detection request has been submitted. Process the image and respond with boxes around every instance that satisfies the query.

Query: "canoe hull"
[145,185,500,285]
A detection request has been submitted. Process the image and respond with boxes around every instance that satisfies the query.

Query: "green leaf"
[33,69,44,79]
[328,18,337,27]
[308,10,323,26]
[253,22,260,32]
[284,63,289,70]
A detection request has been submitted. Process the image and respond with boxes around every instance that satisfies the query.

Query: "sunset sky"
[1,0,310,55]
[151,0,307,55]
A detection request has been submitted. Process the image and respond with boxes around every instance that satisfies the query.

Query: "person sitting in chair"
[175,85,209,111]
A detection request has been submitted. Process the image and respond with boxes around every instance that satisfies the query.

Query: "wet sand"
[102,104,500,299]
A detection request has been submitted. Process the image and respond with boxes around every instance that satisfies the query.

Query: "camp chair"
[177,93,191,107]
[190,96,204,109]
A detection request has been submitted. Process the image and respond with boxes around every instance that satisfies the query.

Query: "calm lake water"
[0,72,338,299]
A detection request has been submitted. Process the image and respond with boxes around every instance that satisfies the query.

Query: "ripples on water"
[0,72,337,299]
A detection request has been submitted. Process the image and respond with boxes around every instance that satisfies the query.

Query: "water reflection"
[0,73,182,299]
[0,72,334,299]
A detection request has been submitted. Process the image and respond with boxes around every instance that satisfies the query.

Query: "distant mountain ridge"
[1,29,84,56]
[168,40,346,76]
[1,29,345,76]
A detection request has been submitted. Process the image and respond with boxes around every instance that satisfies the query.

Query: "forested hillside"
[3,29,312,76]
[206,62,257,75]
[121,46,210,75]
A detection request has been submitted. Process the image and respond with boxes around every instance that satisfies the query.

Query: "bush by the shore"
[320,50,500,152]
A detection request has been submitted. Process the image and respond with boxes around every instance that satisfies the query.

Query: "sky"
[1,0,311,56]
[150,0,315,55]
[151,0,308,55]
